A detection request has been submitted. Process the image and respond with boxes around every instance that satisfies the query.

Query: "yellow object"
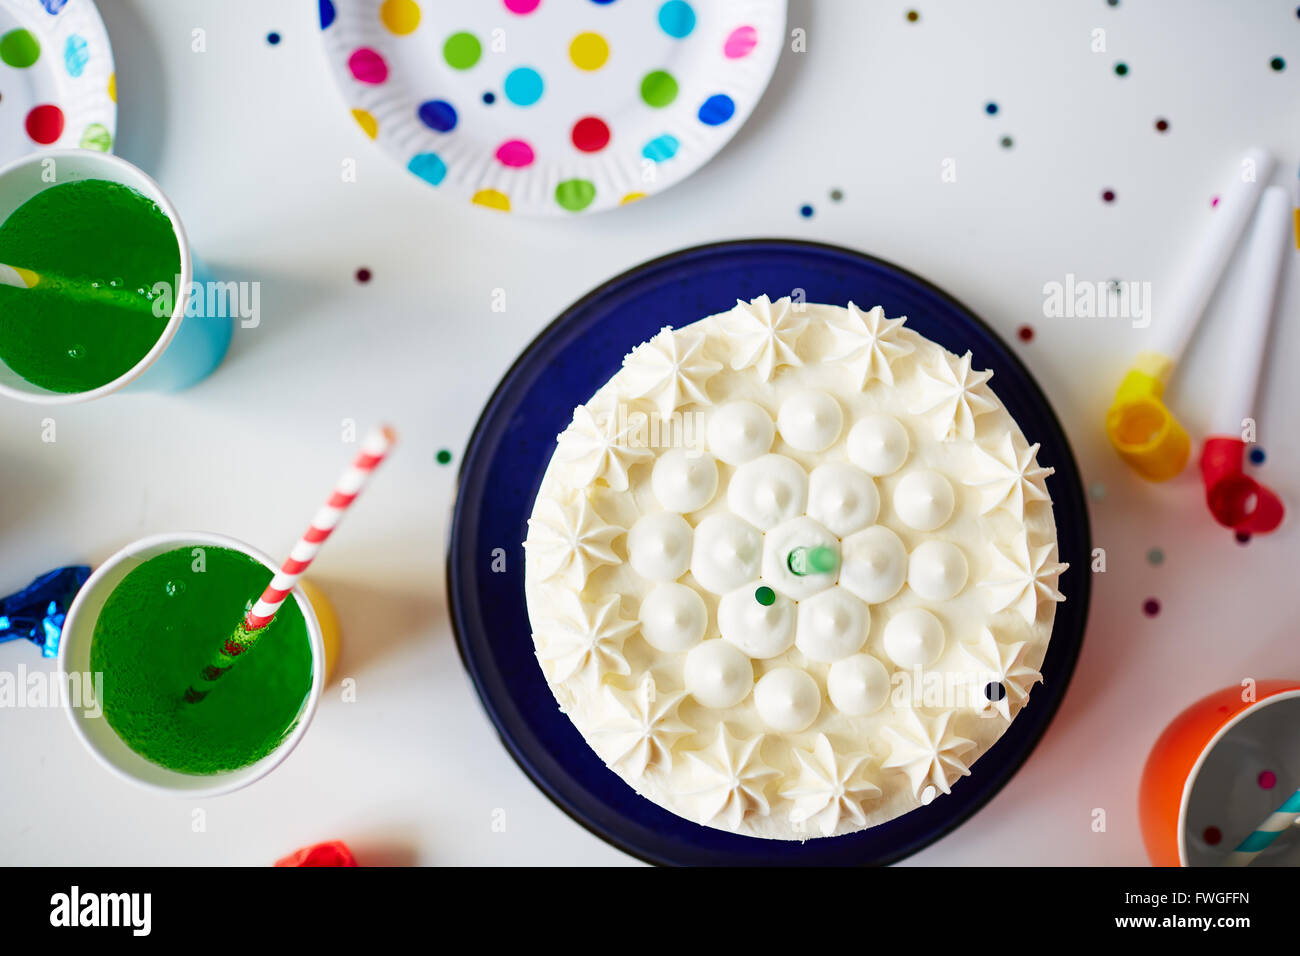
[352,108,378,140]
[1104,351,1191,482]
[569,31,610,71]
[379,0,421,35]
[1294,206,1299,250]
[472,188,511,212]
[298,579,341,684]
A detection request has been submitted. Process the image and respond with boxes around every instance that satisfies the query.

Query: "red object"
[275,840,357,867]
[25,104,65,145]
[571,116,611,153]
[1199,436,1284,535]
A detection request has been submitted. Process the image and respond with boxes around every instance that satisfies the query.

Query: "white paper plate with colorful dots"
[319,0,785,215]
[0,0,115,160]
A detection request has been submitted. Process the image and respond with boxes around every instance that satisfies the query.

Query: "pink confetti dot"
[348,47,388,84]
[723,25,758,58]
[495,139,535,167]
[503,0,541,13]
[1258,770,1277,789]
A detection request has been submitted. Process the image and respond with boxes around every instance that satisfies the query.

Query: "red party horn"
[1199,437,1284,534]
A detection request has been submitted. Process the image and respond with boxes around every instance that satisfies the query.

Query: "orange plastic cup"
[1140,680,1300,866]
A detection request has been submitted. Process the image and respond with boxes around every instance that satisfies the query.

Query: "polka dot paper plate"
[318,0,786,215]
[0,0,115,160]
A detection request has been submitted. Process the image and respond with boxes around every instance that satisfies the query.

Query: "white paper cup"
[58,532,325,797]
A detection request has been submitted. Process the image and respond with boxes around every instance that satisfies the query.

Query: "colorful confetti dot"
[1102,189,1116,203]
[1000,135,1014,149]
[417,99,457,132]
[1155,118,1169,132]
[642,133,679,162]
[1248,447,1265,465]
[698,93,735,125]
[355,267,372,283]
[1259,770,1277,789]
[473,189,511,211]
[504,67,544,105]
[571,116,611,152]
[569,31,609,70]
[79,122,112,151]
[380,0,421,35]
[1142,598,1160,617]
[319,0,336,28]
[495,139,535,167]
[754,585,775,606]
[1203,826,1222,846]
[24,104,63,144]
[799,204,813,218]
[658,1,696,38]
[64,34,88,76]
[906,10,919,22]
[107,73,116,101]
[556,179,596,212]
[482,91,496,104]
[407,152,447,185]
[436,449,453,465]
[620,192,646,205]
[352,108,378,138]
[1114,61,1128,76]
[640,70,678,107]
[1211,195,1220,208]
[1146,547,1164,566]
[1017,324,1034,342]
[504,0,541,12]
[443,31,482,70]
[723,25,758,58]
[830,188,843,201]
[348,47,388,84]
[985,102,998,115]
[0,28,40,68]
[1270,56,1285,72]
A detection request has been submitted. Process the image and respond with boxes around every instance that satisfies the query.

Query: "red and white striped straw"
[243,425,396,632]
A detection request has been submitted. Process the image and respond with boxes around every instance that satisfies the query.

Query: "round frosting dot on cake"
[795,587,869,662]
[807,462,879,536]
[883,608,946,668]
[838,525,908,604]
[651,449,718,512]
[718,582,796,658]
[761,517,839,601]
[776,390,843,452]
[827,653,891,715]
[847,415,910,476]
[706,400,774,464]
[627,512,693,580]
[690,513,763,593]
[892,470,955,531]
[753,667,821,732]
[728,454,809,530]
[907,540,968,601]
[638,581,707,651]
[684,640,754,708]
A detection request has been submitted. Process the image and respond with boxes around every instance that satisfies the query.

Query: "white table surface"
[2,0,1298,866]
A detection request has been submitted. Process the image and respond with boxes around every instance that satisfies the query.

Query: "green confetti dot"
[443,31,481,70]
[555,178,596,212]
[640,70,678,108]
[0,28,40,68]
[79,123,113,152]
[754,586,776,607]
[436,448,453,465]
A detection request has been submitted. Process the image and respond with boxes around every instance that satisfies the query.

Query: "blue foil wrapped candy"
[0,566,91,657]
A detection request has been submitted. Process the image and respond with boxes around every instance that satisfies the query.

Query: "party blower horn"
[183,426,396,703]
[1198,185,1290,536]
[1106,148,1276,481]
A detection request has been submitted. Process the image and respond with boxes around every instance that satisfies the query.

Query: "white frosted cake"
[523,296,1066,840]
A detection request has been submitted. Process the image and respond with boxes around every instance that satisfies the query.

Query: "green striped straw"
[1224,787,1300,866]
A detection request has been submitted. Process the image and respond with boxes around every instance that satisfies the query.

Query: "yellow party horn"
[1107,148,1275,481]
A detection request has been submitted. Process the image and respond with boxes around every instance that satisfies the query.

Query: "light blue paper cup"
[0,149,232,404]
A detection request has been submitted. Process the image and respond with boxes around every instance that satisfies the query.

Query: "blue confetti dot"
[504,67,544,106]
[658,1,696,38]
[319,0,336,29]
[800,204,813,218]
[698,93,735,126]
[642,134,679,162]
[266,31,282,46]
[985,101,998,115]
[407,152,447,186]
[1249,447,1266,465]
[418,99,457,132]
